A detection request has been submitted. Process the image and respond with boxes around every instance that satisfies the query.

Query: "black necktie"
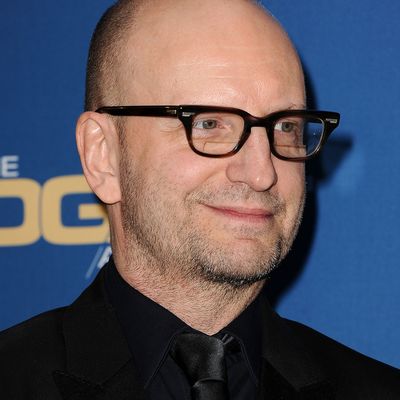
[170,332,229,400]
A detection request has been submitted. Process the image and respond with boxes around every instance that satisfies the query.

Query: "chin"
[192,237,285,288]
[199,262,275,288]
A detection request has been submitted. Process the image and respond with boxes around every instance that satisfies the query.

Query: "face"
[116,1,306,287]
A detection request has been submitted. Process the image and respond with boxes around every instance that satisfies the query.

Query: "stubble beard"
[119,152,304,290]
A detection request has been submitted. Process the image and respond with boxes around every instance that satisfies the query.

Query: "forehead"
[121,0,304,110]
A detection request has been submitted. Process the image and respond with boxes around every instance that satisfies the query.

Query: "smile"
[203,204,274,223]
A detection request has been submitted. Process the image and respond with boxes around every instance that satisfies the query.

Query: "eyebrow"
[287,103,306,110]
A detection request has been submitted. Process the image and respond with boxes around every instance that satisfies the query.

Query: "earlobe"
[76,111,122,204]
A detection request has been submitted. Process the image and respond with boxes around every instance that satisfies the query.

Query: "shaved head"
[85,0,142,111]
[84,0,302,111]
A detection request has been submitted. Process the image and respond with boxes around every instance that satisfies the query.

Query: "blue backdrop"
[1,1,399,368]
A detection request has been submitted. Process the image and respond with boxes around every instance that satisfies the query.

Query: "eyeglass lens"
[272,116,322,158]
[191,112,324,158]
[191,112,244,155]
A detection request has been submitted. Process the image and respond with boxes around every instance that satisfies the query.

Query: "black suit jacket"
[1,267,399,399]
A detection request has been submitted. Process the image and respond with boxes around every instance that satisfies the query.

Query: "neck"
[113,246,265,335]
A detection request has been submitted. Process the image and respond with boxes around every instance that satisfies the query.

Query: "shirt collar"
[104,257,262,387]
[223,291,263,383]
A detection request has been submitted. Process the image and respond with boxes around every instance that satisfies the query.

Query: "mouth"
[203,204,274,223]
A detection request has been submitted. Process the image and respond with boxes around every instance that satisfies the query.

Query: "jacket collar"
[53,267,146,400]
[258,299,336,399]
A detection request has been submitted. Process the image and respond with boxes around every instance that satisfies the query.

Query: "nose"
[225,127,277,192]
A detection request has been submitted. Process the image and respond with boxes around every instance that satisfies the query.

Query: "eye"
[275,121,298,133]
[193,119,219,130]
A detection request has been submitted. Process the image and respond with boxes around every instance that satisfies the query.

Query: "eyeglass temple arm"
[96,106,179,117]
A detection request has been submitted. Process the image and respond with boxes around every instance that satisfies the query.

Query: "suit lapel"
[53,268,146,400]
[53,359,142,400]
[258,300,336,399]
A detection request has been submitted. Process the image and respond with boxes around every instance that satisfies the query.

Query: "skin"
[77,0,306,334]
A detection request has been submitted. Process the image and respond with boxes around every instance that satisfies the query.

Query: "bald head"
[85,0,304,112]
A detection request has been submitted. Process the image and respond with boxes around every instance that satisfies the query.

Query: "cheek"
[128,118,218,189]
[159,155,222,205]
[275,161,305,208]
[137,141,222,207]
[276,158,304,185]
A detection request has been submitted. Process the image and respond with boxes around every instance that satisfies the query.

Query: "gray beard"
[187,234,284,288]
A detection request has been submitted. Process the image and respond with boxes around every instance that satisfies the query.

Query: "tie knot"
[171,333,227,386]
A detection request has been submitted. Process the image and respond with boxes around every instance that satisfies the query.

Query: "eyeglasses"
[96,105,340,161]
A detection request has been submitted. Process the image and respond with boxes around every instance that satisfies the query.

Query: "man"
[1,0,399,399]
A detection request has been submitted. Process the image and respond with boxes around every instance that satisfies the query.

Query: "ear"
[76,111,121,204]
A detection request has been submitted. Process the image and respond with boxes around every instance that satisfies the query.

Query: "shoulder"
[0,266,110,370]
[0,307,67,396]
[0,307,66,357]
[285,318,400,398]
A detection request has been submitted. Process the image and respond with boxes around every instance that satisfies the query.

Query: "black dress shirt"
[104,258,263,399]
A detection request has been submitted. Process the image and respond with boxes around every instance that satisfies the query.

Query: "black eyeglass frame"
[96,105,340,161]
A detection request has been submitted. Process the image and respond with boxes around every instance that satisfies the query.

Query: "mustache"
[188,184,286,214]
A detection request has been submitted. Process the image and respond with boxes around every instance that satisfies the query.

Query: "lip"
[203,204,273,222]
